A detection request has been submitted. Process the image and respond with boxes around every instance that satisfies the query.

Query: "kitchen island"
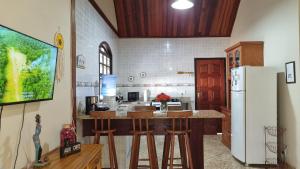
[77,110,224,169]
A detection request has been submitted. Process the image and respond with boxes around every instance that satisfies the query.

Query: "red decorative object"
[60,124,76,147]
[155,93,171,102]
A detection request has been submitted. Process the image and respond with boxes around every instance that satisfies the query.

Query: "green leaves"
[0,27,54,102]
[22,68,52,100]
[0,44,8,100]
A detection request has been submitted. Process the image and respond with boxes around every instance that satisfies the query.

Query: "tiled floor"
[204,135,291,169]
[138,135,261,169]
[204,135,260,169]
[105,135,288,169]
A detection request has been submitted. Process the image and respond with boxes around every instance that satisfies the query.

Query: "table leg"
[190,119,204,169]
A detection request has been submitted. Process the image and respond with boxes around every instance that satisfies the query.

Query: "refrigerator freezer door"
[231,91,246,163]
[231,67,246,91]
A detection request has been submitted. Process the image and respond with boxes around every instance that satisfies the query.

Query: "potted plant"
[155,93,171,112]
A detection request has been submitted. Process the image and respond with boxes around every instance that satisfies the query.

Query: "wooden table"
[78,110,224,169]
[36,144,103,169]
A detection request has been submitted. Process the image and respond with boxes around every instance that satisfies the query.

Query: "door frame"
[194,58,226,110]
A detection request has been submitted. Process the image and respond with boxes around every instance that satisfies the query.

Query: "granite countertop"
[77,110,224,120]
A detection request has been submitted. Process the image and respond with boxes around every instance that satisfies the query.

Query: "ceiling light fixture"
[171,0,194,10]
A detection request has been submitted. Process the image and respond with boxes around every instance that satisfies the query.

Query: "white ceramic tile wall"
[117,38,229,109]
[75,0,118,107]
[75,1,122,168]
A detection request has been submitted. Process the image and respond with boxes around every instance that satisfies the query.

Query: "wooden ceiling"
[91,0,241,38]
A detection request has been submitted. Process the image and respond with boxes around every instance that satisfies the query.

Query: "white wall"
[75,0,124,168]
[117,38,229,108]
[231,0,300,167]
[0,0,72,168]
[75,0,118,113]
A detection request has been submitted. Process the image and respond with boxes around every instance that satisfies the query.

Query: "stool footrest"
[137,164,151,168]
[173,157,182,160]
[139,158,150,161]
[168,163,182,166]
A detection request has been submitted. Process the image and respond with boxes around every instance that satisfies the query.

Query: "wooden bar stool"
[127,111,159,169]
[134,106,156,111]
[162,111,194,169]
[90,111,118,169]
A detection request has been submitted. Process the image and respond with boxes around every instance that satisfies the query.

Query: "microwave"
[128,92,139,102]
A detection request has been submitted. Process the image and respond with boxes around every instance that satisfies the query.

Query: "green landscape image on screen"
[0,26,57,104]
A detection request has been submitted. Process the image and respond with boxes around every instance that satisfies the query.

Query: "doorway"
[194,58,226,134]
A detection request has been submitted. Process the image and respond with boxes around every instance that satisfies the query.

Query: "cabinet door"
[227,52,234,80]
[234,49,241,67]
[228,52,234,67]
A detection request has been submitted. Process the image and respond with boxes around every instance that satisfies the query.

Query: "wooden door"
[195,58,225,134]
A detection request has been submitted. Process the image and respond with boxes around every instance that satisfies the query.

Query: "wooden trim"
[194,58,226,110]
[89,0,119,36]
[71,0,77,123]
[228,0,241,36]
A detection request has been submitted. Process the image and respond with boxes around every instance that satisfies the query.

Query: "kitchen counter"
[77,110,224,119]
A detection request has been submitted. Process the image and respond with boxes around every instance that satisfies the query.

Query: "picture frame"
[76,54,86,69]
[285,61,296,84]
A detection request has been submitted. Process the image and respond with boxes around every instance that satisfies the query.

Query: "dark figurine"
[33,114,42,163]
[33,114,49,168]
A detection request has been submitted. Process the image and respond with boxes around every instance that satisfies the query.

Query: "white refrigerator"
[231,66,277,165]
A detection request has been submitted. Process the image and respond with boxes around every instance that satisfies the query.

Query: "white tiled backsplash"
[117,38,229,109]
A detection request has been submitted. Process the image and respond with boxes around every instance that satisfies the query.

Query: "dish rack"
[264,126,287,165]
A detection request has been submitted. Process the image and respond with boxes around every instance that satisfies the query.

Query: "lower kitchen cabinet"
[221,106,231,149]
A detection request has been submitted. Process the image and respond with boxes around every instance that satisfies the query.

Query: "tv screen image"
[0,25,58,105]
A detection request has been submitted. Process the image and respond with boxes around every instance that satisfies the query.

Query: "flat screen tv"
[0,25,58,105]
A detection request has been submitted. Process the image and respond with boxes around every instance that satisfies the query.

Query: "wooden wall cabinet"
[225,41,263,81]
[222,41,264,149]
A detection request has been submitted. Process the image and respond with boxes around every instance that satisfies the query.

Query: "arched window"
[99,42,112,75]
[99,42,113,98]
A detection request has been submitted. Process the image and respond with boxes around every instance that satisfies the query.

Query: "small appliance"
[85,96,98,115]
[95,102,110,111]
[151,102,161,111]
[151,101,182,111]
[128,92,139,102]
